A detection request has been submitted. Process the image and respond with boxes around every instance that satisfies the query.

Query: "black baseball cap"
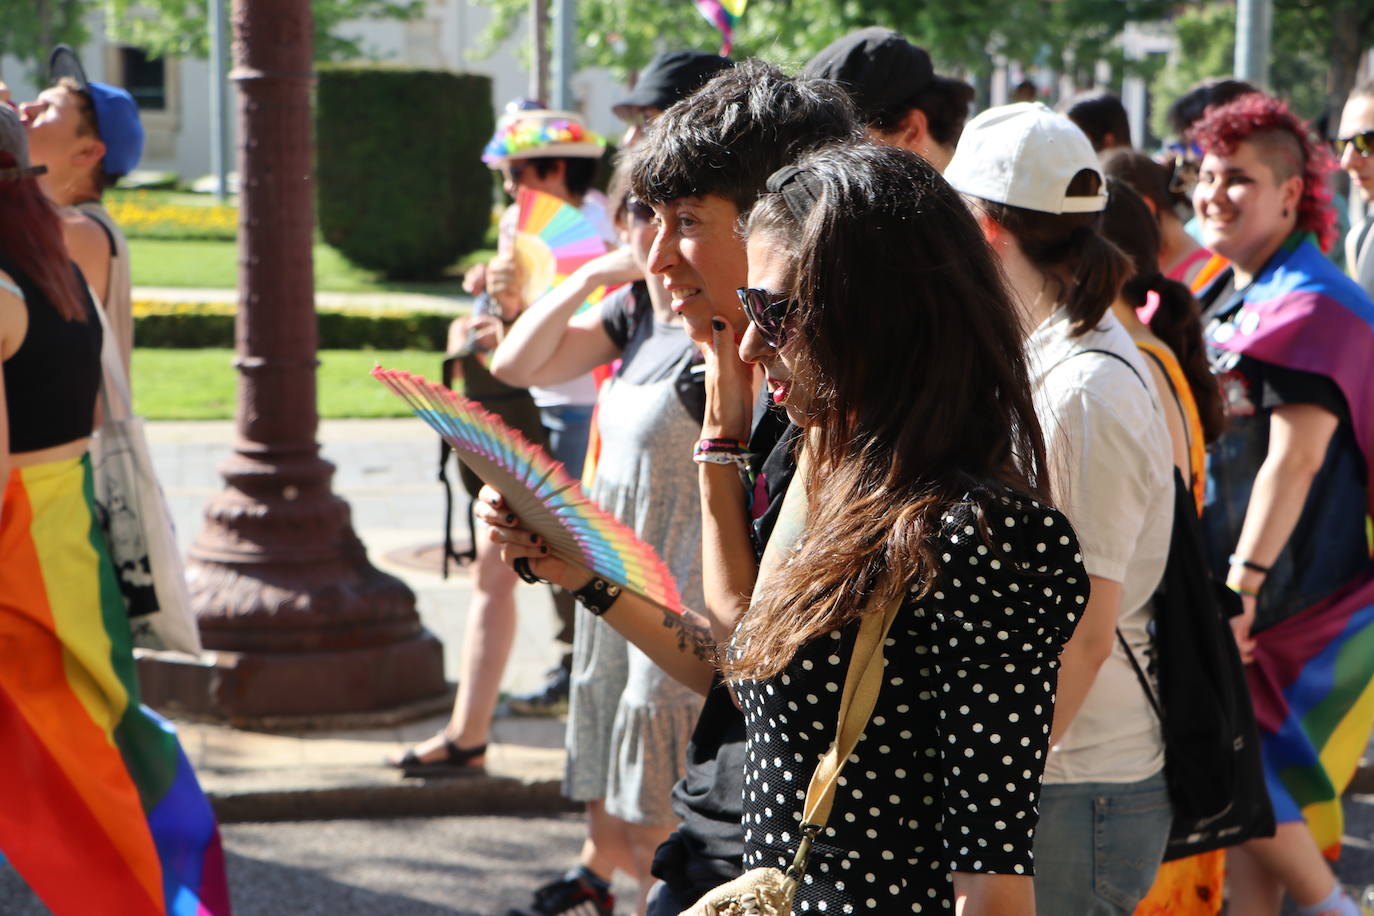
[803,28,936,124]
[613,50,734,120]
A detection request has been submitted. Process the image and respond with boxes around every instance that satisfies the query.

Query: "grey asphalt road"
[4,800,1374,914]
[0,814,635,916]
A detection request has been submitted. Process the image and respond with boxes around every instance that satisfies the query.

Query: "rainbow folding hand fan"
[373,367,683,614]
[513,188,609,311]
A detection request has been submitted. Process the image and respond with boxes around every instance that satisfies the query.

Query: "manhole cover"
[383,541,475,576]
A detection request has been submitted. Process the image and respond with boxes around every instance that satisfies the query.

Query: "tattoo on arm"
[662,608,717,663]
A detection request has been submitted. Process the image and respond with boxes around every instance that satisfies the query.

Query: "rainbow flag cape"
[693,0,747,55]
[1207,234,1374,859]
[0,457,230,914]
[1207,234,1374,513]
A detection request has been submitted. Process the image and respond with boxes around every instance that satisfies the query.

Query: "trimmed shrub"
[316,66,494,280]
[133,301,458,350]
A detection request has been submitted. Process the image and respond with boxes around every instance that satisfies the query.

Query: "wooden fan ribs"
[371,367,684,614]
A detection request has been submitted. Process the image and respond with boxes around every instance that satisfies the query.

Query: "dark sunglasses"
[1166,140,1203,160]
[1332,130,1374,158]
[736,287,793,348]
[624,196,655,225]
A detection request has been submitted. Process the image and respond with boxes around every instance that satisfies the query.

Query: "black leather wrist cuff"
[573,576,621,616]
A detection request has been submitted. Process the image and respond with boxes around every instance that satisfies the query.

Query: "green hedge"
[134,303,455,350]
[316,66,494,280]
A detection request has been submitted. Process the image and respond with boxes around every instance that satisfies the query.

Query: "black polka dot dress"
[735,491,1086,913]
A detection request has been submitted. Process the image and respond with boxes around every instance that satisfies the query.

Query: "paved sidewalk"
[134,285,474,314]
[147,418,571,821]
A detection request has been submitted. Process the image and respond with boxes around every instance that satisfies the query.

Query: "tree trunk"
[1327,2,1363,129]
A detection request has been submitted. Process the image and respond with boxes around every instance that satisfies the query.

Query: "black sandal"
[387,738,488,778]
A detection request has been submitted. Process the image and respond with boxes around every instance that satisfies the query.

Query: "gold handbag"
[679,591,901,916]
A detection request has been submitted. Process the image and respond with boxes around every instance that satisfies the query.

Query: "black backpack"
[1079,347,1275,858]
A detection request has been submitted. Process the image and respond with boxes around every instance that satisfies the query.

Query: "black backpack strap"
[439,353,476,577]
[1058,345,1167,720]
[1116,628,1163,721]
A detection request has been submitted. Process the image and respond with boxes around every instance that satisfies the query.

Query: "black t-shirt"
[655,409,799,889]
[1201,275,1369,630]
[600,283,706,423]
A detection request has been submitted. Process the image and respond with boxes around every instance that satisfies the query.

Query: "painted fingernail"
[711,318,726,331]
[530,533,539,544]
[540,546,549,554]
[506,513,516,523]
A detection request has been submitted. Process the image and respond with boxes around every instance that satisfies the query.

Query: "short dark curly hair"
[1193,92,1336,252]
[627,58,862,216]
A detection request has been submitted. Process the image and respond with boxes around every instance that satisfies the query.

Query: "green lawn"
[132,348,445,420]
[127,239,493,296]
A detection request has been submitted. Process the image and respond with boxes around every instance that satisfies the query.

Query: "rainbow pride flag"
[693,0,747,55]
[1247,572,1374,858]
[1208,234,1374,513]
[1208,233,1374,858]
[0,457,230,914]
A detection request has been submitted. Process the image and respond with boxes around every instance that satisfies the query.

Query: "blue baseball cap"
[48,44,144,178]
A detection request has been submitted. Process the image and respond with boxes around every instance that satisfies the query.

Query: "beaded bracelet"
[1227,581,1261,598]
[693,437,750,470]
[693,450,751,469]
[573,576,622,616]
[1228,555,1271,575]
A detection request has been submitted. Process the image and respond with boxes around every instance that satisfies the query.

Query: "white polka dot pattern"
[735,492,1086,911]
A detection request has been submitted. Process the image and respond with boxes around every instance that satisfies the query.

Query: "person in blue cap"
[20,44,144,375]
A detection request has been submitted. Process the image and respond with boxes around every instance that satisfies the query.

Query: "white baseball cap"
[945,102,1106,214]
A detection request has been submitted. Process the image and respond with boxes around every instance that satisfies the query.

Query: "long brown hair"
[0,151,86,321]
[727,142,1050,682]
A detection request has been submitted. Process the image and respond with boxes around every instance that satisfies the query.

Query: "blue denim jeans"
[645,879,694,916]
[539,404,594,480]
[1033,772,1172,915]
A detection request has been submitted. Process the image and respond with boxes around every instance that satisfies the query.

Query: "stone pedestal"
[138,0,447,724]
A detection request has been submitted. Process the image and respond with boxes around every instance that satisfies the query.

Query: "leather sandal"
[387,737,487,778]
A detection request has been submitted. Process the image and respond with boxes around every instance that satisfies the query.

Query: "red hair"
[1193,93,1337,253]
[0,151,86,321]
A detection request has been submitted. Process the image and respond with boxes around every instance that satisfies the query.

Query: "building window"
[120,47,166,111]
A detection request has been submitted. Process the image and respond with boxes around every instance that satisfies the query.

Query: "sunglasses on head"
[1332,130,1374,158]
[736,287,794,348]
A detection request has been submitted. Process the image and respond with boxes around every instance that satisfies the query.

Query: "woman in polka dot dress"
[725,143,1087,913]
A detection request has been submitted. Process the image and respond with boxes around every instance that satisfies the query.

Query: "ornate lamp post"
[137,0,446,722]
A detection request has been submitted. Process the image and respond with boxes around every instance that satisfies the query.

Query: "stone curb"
[207,771,578,823]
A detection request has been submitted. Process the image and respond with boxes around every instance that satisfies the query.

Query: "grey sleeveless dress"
[564,337,705,825]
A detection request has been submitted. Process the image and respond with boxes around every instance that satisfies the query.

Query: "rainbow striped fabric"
[0,456,230,914]
[693,0,747,55]
[1208,234,1374,511]
[1209,234,1374,858]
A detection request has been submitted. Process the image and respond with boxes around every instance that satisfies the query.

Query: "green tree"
[104,0,425,62]
[1149,0,1359,140]
[0,1,89,82]
[472,0,1176,87]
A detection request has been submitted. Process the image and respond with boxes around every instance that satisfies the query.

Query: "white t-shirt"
[1028,307,1173,785]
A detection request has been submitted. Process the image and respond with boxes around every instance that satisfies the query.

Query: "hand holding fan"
[373,367,683,615]
[513,188,609,311]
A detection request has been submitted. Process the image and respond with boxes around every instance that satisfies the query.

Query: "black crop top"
[0,253,102,452]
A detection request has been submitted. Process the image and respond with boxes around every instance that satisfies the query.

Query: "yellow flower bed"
[133,299,236,317]
[105,192,239,240]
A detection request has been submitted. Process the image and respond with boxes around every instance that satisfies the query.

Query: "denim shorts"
[539,403,594,480]
[1033,771,1172,915]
